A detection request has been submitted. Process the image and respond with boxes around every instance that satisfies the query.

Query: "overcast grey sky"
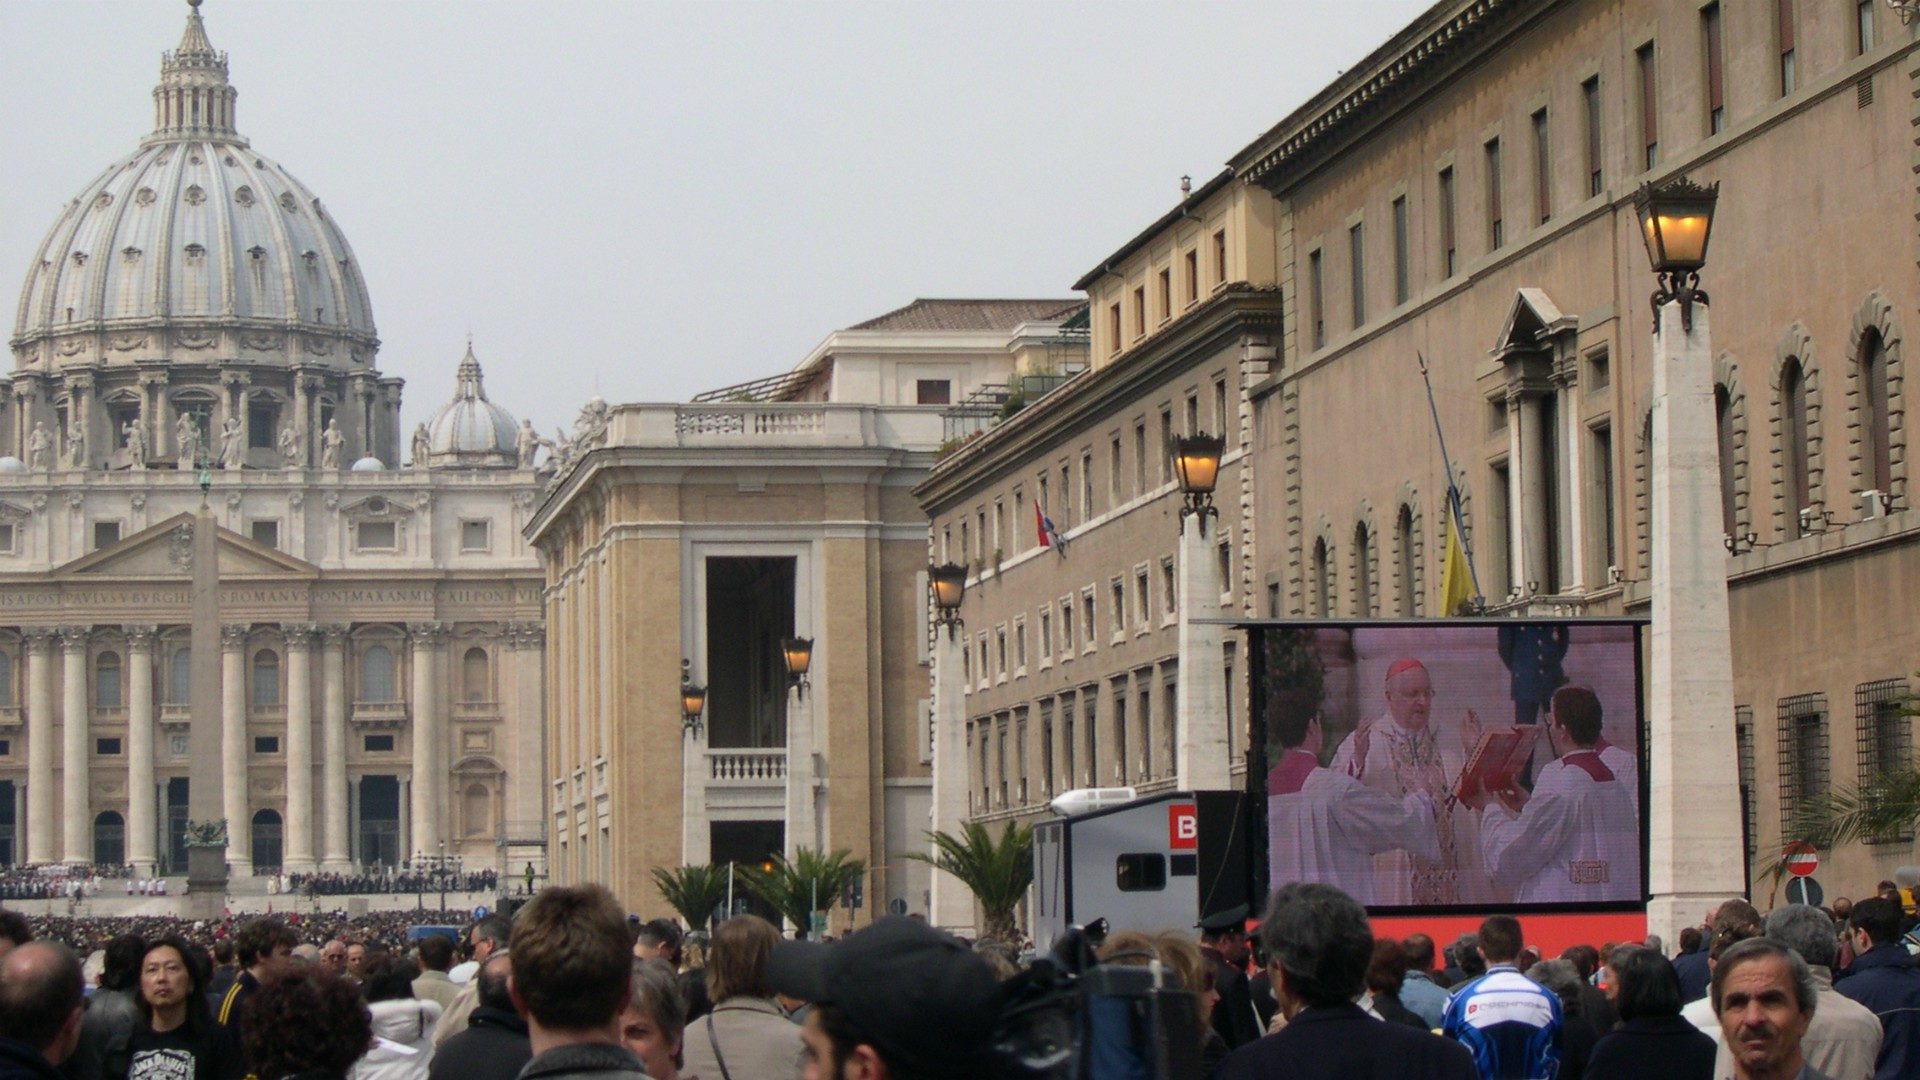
[2,0,1429,436]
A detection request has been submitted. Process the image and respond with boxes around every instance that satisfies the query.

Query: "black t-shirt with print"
[121,1021,244,1080]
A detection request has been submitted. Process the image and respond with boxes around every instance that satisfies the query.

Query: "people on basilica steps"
[1329,659,1475,905]
[1265,689,1441,908]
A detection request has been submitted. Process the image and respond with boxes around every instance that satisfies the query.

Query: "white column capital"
[281,623,318,650]
[221,623,251,651]
[123,624,160,652]
[57,626,91,654]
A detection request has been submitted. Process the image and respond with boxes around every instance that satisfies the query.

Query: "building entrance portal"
[712,820,784,923]
[704,557,796,749]
[359,776,401,867]
[165,778,189,874]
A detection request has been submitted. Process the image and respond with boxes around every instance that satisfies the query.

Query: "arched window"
[1861,329,1891,494]
[95,652,123,708]
[1396,505,1417,616]
[463,782,490,837]
[0,650,11,704]
[1312,538,1332,617]
[462,648,489,703]
[1715,385,1738,537]
[167,647,191,705]
[1352,523,1374,617]
[361,644,394,702]
[251,649,280,707]
[1783,358,1812,536]
[93,811,125,866]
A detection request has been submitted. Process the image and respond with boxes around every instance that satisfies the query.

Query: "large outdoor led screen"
[1252,621,1645,911]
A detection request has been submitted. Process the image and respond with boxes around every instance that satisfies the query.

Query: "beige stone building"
[0,5,549,877]
[526,300,1083,922]
[919,0,1920,913]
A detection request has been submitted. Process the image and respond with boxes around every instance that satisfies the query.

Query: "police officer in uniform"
[1198,904,1261,1049]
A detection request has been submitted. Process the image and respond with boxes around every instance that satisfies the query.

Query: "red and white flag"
[1034,500,1067,555]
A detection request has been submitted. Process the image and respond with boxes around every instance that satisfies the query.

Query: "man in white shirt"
[1266,689,1440,907]
[1329,658,1475,905]
[1476,686,1638,904]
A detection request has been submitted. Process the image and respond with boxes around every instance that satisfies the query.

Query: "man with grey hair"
[1215,884,1475,1078]
[1712,904,1881,1080]
[1713,937,1828,1080]
[433,914,514,1045]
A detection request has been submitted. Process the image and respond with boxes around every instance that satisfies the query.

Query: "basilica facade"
[0,4,547,877]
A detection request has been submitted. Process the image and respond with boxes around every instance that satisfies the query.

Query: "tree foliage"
[738,848,864,939]
[903,821,1033,944]
[1771,678,1920,881]
[651,863,730,931]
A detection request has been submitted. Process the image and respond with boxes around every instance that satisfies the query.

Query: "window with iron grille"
[1855,678,1914,842]
[1777,693,1828,836]
[1736,706,1755,863]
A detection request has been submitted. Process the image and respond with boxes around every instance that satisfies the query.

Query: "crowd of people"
[283,869,501,898]
[0,867,137,902]
[2,875,1918,1080]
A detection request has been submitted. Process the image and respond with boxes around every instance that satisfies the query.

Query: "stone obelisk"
[184,461,230,919]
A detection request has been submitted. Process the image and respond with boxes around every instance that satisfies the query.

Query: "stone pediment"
[1492,287,1576,360]
[55,512,319,579]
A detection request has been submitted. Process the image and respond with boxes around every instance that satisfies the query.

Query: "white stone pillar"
[1176,514,1230,791]
[681,711,708,869]
[221,624,253,876]
[512,623,546,867]
[1646,302,1745,946]
[60,627,91,863]
[928,618,973,931]
[125,626,159,874]
[408,622,445,858]
[1559,378,1587,592]
[784,681,815,860]
[320,626,350,870]
[23,628,56,864]
[283,625,315,872]
[1516,393,1551,590]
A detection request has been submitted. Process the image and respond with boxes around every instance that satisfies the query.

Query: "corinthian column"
[319,625,350,870]
[282,624,316,872]
[23,628,56,864]
[125,626,159,874]
[222,624,252,876]
[60,626,92,863]
[408,622,446,857]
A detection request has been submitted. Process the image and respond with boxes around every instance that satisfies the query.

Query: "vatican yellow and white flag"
[1439,509,1475,616]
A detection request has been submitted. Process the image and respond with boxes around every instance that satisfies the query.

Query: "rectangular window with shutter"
[1703,4,1725,134]
[1484,138,1504,248]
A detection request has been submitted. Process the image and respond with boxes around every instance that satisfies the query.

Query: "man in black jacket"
[510,885,649,1080]
[1198,905,1261,1049]
[0,941,85,1080]
[429,952,530,1080]
[1214,884,1476,1080]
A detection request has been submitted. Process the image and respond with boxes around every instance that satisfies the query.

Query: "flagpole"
[1418,352,1484,607]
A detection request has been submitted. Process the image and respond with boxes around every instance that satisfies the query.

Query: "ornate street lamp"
[929,562,968,633]
[780,637,813,698]
[1171,433,1227,523]
[1634,175,1719,331]
[680,659,707,739]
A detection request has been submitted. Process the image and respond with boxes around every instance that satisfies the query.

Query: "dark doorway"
[711,820,784,923]
[0,780,14,866]
[166,778,190,873]
[94,811,126,866]
[704,557,796,749]
[252,809,283,870]
[358,776,400,867]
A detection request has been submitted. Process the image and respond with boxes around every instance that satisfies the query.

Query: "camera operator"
[1214,884,1477,1079]
[767,916,1001,1079]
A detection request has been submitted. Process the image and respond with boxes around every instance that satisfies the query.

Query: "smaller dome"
[426,342,518,468]
[0,456,26,474]
[349,456,385,473]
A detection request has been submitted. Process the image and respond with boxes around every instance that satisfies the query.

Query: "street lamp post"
[680,657,710,869]
[1636,176,1744,946]
[926,562,973,931]
[781,634,817,860]
[1171,435,1230,791]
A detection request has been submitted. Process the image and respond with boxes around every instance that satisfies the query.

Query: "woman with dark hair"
[349,955,439,1080]
[678,915,803,1080]
[113,935,244,1080]
[241,968,372,1080]
[1363,939,1429,1030]
[1583,946,1714,1080]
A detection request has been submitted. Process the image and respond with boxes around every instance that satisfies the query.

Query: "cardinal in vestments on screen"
[1475,686,1639,904]
[1329,658,1481,905]
[1265,689,1440,907]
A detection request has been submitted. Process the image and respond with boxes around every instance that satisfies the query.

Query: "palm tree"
[903,821,1032,944]
[651,863,729,931]
[738,848,864,938]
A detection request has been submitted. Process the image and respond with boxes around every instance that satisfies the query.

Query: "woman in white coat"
[350,953,443,1080]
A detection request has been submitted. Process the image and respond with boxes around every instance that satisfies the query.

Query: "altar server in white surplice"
[1476,686,1639,904]
[1266,689,1441,908]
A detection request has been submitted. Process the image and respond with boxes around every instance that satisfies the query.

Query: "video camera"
[989,918,1205,1080]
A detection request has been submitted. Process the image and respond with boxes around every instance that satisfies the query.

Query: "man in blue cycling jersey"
[1442,915,1562,1079]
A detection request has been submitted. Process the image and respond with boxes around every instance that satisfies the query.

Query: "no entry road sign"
[1783,841,1819,878]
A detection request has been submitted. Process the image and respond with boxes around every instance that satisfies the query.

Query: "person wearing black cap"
[1215,884,1476,1080]
[1198,905,1261,1050]
[767,916,1001,1080]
